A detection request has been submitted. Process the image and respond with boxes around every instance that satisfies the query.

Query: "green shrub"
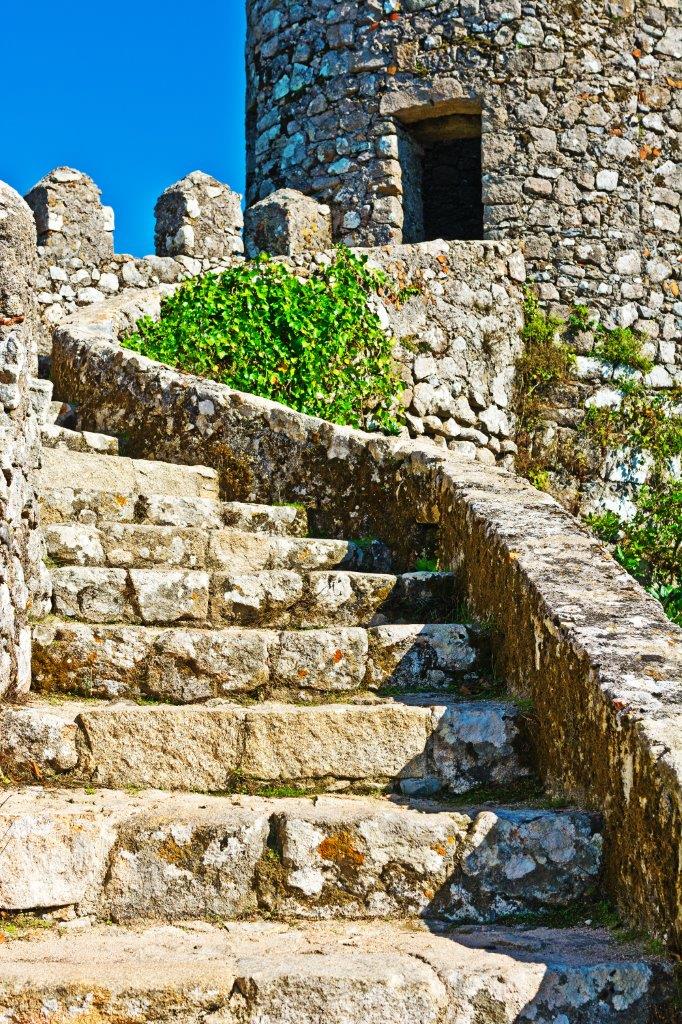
[566,304,653,374]
[588,482,682,626]
[516,294,680,627]
[592,327,653,375]
[581,382,682,484]
[514,290,575,478]
[123,247,405,432]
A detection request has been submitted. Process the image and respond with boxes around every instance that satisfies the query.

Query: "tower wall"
[246,0,681,342]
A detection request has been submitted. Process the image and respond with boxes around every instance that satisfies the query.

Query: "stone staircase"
[0,394,675,1022]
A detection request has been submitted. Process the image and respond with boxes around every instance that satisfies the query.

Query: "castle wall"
[282,238,525,467]
[21,167,524,466]
[246,0,681,348]
[15,163,679,508]
[0,184,48,700]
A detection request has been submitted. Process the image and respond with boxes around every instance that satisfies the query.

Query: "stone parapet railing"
[52,286,682,951]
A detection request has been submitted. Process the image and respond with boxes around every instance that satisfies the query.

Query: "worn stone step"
[0,919,672,1023]
[32,621,488,702]
[0,789,601,923]
[48,566,457,628]
[44,522,358,572]
[40,448,220,501]
[40,423,120,455]
[41,486,309,535]
[0,697,530,795]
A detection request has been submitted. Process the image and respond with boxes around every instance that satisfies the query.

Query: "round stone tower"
[246,0,680,333]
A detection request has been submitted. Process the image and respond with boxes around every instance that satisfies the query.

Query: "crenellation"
[24,168,246,348]
[154,171,244,260]
[25,167,114,265]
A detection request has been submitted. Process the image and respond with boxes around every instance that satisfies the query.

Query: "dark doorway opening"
[423,136,483,241]
[398,109,483,243]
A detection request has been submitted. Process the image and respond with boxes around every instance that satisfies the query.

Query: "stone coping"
[50,283,682,950]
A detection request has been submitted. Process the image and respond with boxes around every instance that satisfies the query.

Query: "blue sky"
[2,0,246,255]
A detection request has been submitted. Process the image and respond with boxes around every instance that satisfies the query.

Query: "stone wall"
[0,184,46,700]
[246,0,681,348]
[282,238,525,465]
[12,165,678,496]
[51,285,682,950]
[10,164,523,460]
[541,348,682,519]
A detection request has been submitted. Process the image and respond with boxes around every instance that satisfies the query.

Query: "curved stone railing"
[51,286,682,952]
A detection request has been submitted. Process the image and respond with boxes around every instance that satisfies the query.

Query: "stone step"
[48,566,457,628]
[41,486,309,536]
[44,522,357,572]
[32,621,488,702]
[40,423,120,455]
[0,789,601,923]
[40,448,220,501]
[0,919,672,1023]
[0,697,530,795]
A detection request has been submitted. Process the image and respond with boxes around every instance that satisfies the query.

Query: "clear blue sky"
[2,1,246,256]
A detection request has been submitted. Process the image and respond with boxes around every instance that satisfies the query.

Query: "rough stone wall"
[283,238,525,464]
[42,236,525,463]
[17,163,524,461]
[540,348,682,518]
[14,163,677,497]
[246,0,681,347]
[50,286,682,950]
[245,188,333,257]
[0,184,44,699]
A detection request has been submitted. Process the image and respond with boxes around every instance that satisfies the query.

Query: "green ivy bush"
[514,291,575,482]
[567,305,653,374]
[587,483,682,626]
[123,247,404,433]
[581,381,682,484]
[516,291,681,627]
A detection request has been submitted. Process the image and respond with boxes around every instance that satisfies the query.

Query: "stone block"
[270,627,368,692]
[244,188,332,257]
[154,171,244,259]
[28,377,53,423]
[365,623,481,689]
[238,703,433,782]
[270,799,601,922]
[0,919,672,1023]
[24,167,114,264]
[429,701,530,793]
[40,448,220,500]
[100,796,271,921]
